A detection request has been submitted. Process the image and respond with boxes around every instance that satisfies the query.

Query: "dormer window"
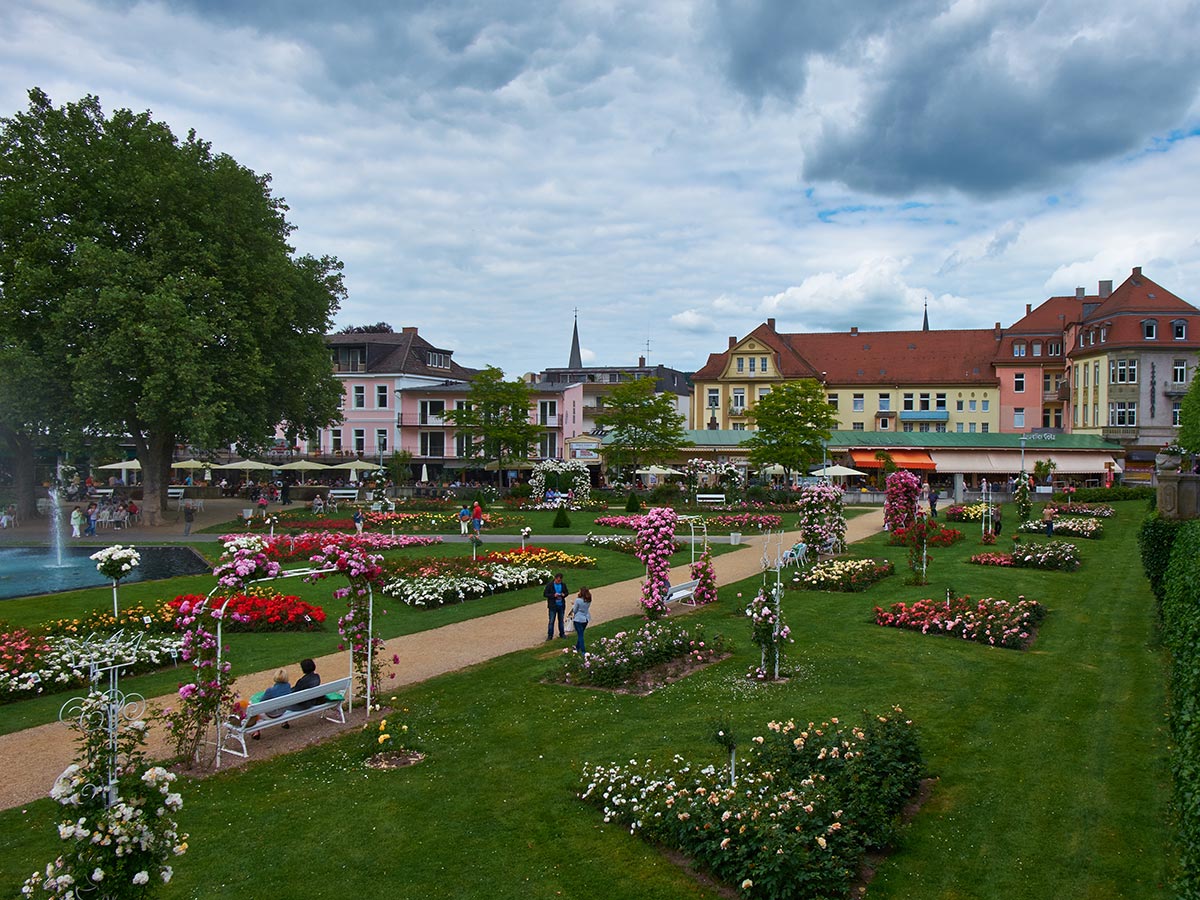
[1032,341,1042,356]
[428,351,451,368]
[1099,326,1107,342]
[1144,320,1158,340]
[1013,342,1026,357]
[1173,320,1188,340]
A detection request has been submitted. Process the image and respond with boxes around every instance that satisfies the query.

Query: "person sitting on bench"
[251,668,293,740]
[289,658,323,710]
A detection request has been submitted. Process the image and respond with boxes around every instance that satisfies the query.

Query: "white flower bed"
[0,633,185,702]
[382,565,552,608]
[1017,516,1104,538]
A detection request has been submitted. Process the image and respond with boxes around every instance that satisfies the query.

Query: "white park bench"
[326,488,360,511]
[166,486,185,509]
[696,493,726,504]
[666,579,700,605]
[221,676,352,763]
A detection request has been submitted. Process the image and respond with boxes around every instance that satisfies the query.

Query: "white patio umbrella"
[97,460,141,471]
[636,465,684,476]
[171,459,208,470]
[278,460,331,472]
[213,460,276,475]
[330,460,382,472]
[810,465,868,478]
[420,463,430,483]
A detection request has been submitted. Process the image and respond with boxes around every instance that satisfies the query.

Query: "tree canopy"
[337,322,394,334]
[1179,367,1200,454]
[745,379,838,478]
[593,377,688,478]
[442,367,539,484]
[0,89,344,520]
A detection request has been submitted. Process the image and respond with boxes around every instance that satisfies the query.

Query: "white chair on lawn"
[782,542,808,567]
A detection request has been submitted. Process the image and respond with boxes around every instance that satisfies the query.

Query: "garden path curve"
[0,508,885,811]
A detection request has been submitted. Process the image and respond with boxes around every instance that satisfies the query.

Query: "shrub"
[1140,512,1183,608]
[649,482,680,503]
[507,482,533,499]
[875,594,1045,649]
[1052,486,1154,503]
[625,491,642,512]
[1017,516,1104,539]
[792,558,895,592]
[552,507,571,528]
[1009,538,1081,571]
[553,620,730,688]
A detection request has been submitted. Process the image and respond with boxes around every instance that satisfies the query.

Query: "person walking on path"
[182,502,195,536]
[1042,504,1056,536]
[929,488,939,518]
[570,587,592,654]
[84,503,97,537]
[459,503,471,535]
[471,500,483,536]
[353,508,365,535]
[992,504,1002,537]
[544,572,569,640]
[69,506,83,539]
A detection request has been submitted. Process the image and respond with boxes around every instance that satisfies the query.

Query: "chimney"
[766,317,776,331]
[1099,280,1113,297]
[1026,303,1032,314]
[850,326,858,335]
[638,356,646,367]
[1132,266,1142,277]
[728,336,737,349]
[401,326,418,335]
[1075,287,1085,299]
[994,322,1002,339]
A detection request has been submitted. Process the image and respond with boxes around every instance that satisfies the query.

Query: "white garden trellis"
[676,514,710,565]
[759,528,788,680]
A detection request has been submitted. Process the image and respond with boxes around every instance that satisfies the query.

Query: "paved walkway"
[0,505,885,810]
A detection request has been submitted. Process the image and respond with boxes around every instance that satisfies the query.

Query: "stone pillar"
[1157,472,1200,520]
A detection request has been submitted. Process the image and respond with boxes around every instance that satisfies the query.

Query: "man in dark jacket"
[543,573,569,640]
[290,658,323,710]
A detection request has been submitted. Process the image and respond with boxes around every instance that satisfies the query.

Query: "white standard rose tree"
[90,544,140,617]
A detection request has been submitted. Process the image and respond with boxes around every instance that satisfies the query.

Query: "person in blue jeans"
[569,587,592,654]
[543,573,569,639]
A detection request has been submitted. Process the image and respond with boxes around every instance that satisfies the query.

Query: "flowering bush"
[874,594,1046,649]
[796,483,846,553]
[553,620,730,688]
[382,565,551,607]
[1017,516,1104,539]
[944,502,991,522]
[22,692,187,899]
[584,533,682,555]
[162,598,235,765]
[795,558,894,592]
[636,507,679,619]
[0,632,184,704]
[593,514,644,529]
[579,710,922,900]
[529,458,591,501]
[1009,539,1082,570]
[90,544,141,581]
[969,551,1015,567]
[1014,476,1033,521]
[306,546,387,700]
[167,591,326,632]
[1044,502,1114,518]
[888,521,964,547]
[705,513,783,530]
[212,537,281,591]
[482,546,597,568]
[884,470,922,533]
[41,604,177,638]
[746,587,791,680]
[689,548,718,606]
[361,706,419,760]
[233,531,442,562]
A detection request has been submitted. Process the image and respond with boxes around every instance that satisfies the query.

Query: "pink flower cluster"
[884,470,923,533]
[874,594,1045,649]
[688,548,718,606]
[635,507,678,619]
[212,548,282,591]
[796,483,847,550]
[705,513,783,529]
[969,552,1015,567]
[594,514,645,529]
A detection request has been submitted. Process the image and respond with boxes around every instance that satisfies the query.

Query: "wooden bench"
[696,493,726,504]
[666,579,700,605]
[221,676,352,763]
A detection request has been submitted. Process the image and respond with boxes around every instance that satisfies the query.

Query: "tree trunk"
[0,425,38,521]
[133,430,175,527]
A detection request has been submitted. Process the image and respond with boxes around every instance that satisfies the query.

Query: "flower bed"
[704,513,783,530]
[593,514,643,529]
[482,546,596,568]
[1044,502,1115,518]
[168,590,327,631]
[874,594,1045,649]
[794,558,895,592]
[228,532,443,562]
[382,564,551,607]
[888,521,964,546]
[583,533,683,555]
[945,502,991,521]
[42,603,178,638]
[579,710,923,900]
[0,631,185,703]
[1017,516,1104,539]
[552,620,731,688]
[1009,539,1082,570]
[968,551,1016,567]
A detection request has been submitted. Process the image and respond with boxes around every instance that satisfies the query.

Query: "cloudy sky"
[3,0,1200,376]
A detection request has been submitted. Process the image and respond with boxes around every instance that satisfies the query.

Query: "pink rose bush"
[554,620,730,688]
[796,483,846,553]
[874,594,1045,649]
[636,507,679,619]
[884,470,922,533]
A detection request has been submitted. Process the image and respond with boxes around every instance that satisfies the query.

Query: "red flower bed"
[169,592,327,632]
[969,552,1015,567]
[889,521,964,547]
[874,594,1044,649]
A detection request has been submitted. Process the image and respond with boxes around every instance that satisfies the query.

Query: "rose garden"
[0,480,1174,899]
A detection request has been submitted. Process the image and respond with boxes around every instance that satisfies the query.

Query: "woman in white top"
[569,587,592,654]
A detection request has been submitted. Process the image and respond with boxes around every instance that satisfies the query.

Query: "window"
[731,422,747,431]
[419,432,445,457]
[902,423,914,432]
[330,428,342,452]
[732,388,746,411]
[968,399,977,412]
[1175,401,1183,426]
[1108,402,1138,427]
[539,400,558,425]
[1013,408,1025,428]
[1144,320,1158,340]
[1099,327,1107,342]
[353,429,365,453]
[879,417,891,430]
[969,422,977,433]
[428,351,450,368]
[707,388,719,408]
[919,393,931,411]
[539,433,558,458]
[1094,402,1099,426]
[981,423,989,433]
[760,357,768,372]
[1175,320,1188,340]
[376,385,389,408]
[956,422,964,433]
[1013,342,1026,357]
[1032,341,1042,357]
[827,393,839,411]
[903,393,915,411]
[352,385,365,409]
[1014,373,1025,393]
[1083,365,1089,388]
[1048,342,1062,356]
[736,357,744,373]
[375,429,388,453]
[758,387,770,400]
[455,433,475,458]
[1043,373,1052,393]
[852,393,865,412]
[748,357,756,373]
[419,399,445,425]
[935,424,947,433]
[878,394,891,411]
[852,422,864,431]
[956,400,964,411]
[1043,408,1052,428]
[1176,360,1189,383]
[919,423,931,432]
[981,399,989,412]
[935,393,947,410]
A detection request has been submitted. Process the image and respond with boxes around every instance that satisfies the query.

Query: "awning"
[849,449,936,470]
[1046,452,1121,474]
[925,450,1024,473]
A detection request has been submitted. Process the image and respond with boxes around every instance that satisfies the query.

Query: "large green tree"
[0,89,344,522]
[442,367,539,485]
[593,377,688,479]
[745,379,838,480]
[1179,366,1200,454]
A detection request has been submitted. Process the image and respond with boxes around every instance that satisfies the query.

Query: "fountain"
[48,487,65,567]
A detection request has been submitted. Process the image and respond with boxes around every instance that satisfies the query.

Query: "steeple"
[922,298,929,332]
[568,309,583,369]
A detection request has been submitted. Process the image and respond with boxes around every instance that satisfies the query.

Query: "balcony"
[1165,384,1189,398]
[397,413,449,426]
[534,414,563,427]
[334,362,366,374]
[1101,426,1139,442]
[898,409,949,422]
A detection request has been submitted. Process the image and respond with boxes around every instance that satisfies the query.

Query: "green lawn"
[0,502,1172,899]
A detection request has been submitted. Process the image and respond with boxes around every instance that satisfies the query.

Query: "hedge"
[1051,486,1155,504]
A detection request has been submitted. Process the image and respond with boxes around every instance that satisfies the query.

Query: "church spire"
[568,309,583,369]
[922,298,929,332]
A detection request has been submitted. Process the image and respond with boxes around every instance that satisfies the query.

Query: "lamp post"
[1020,434,1027,479]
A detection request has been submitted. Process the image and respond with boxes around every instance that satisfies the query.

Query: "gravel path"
[0,506,885,811]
